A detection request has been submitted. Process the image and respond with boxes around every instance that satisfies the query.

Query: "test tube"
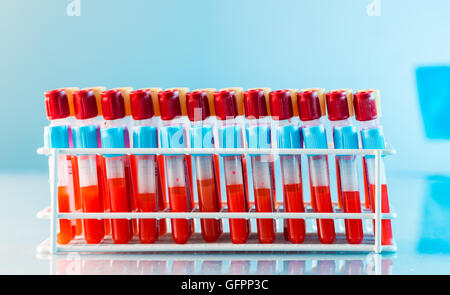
[186,90,222,242]
[45,89,77,244]
[100,90,133,244]
[326,89,363,244]
[214,89,250,244]
[81,87,111,236]
[354,90,393,245]
[244,89,276,244]
[270,89,306,244]
[146,87,168,237]
[298,89,335,244]
[130,89,160,243]
[158,89,194,244]
[72,89,105,244]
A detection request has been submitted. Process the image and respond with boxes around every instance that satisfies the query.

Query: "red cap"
[158,89,181,120]
[243,89,267,119]
[326,90,350,121]
[45,89,70,120]
[101,89,126,120]
[353,90,379,121]
[213,90,238,120]
[130,89,154,120]
[269,89,293,120]
[186,90,210,121]
[73,89,98,120]
[298,90,322,121]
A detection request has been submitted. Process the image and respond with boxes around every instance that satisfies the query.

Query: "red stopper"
[213,90,238,120]
[45,89,70,120]
[298,90,322,121]
[130,89,154,120]
[353,90,379,121]
[101,89,126,120]
[269,89,293,120]
[326,90,349,121]
[186,90,210,121]
[73,89,98,120]
[243,89,267,119]
[158,89,181,120]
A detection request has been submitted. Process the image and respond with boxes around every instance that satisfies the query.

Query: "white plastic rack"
[36,146,397,254]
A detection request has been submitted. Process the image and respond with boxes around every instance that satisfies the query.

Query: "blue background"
[0,0,449,275]
[1,0,450,173]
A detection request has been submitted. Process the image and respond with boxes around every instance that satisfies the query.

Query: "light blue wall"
[1,0,450,173]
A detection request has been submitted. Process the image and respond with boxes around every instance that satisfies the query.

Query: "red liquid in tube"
[157,155,167,237]
[311,185,335,244]
[71,156,83,236]
[336,155,364,244]
[223,156,250,244]
[56,155,76,245]
[77,154,105,244]
[370,184,393,245]
[197,178,222,242]
[108,177,133,243]
[80,185,105,243]
[251,155,276,244]
[253,188,276,243]
[166,155,194,244]
[308,155,335,244]
[130,155,158,244]
[97,155,111,235]
[57,186,76,244]
[283,183,305,243]
[105,156,133,244]
[195,154,222,242]
[280,155,306,244]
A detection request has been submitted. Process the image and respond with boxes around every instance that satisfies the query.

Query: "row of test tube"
[43,86,392,246]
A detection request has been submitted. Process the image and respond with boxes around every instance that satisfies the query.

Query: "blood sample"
[326,89,363,244]
[244,89,276,243]
[44,89,78,244]
[354,89,393,245]
[158,89,194,244]
[298,89,336,244]
[81,87,111,236]
[186,90,222,242]
[141,87,168,237]
[130,89,160,243]
[72,89,106,244]
[270,89,306,244]
[55,153,76,244]
[214,89,250,244]
[112,87,138,236]
[100,89,134,244]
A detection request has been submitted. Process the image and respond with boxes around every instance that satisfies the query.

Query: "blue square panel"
[416,66,450,139]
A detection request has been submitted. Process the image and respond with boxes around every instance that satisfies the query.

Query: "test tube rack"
[36,146,397,254]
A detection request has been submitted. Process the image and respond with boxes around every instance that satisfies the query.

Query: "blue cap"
[100,127,126,157]
[277,125,302,152]
[218,125,243,156]
[361,127,386,158]
[73,125,99,149]
[333,126,359,150]
[160,125,186,155]
[48,125,70,148]
[246,125,271,155]
[190,125,214,157]
[133,126,158,156]
[302,125,328,149]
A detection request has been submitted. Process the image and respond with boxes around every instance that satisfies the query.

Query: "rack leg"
[374,151,382,254]
[49,149,59,254]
